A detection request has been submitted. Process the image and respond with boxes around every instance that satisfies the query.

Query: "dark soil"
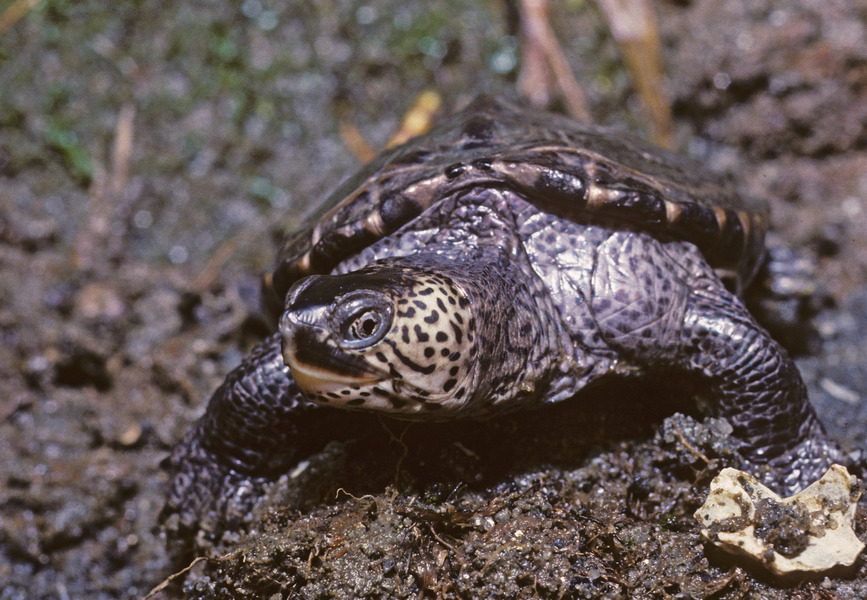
[1,0,866,598]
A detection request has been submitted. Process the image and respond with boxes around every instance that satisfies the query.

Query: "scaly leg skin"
[587,232,845,496]
[161,333,362,563]
[682,284,845,495]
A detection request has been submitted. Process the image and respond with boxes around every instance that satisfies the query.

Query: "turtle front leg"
[681,284,845,494]
[161,333,363,562]
[588,232,843,495]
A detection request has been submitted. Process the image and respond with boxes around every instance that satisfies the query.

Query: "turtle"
[162,95,844,557]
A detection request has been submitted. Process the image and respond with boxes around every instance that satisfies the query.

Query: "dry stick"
[110,103,135,196]
[339,119,378,164]
[189,223,264,294]
[340,90,442,165]
[140,556,209,600]
[0,0,40,37]
[518,0,591,121]
[672,420,712,465]
[386,90,442,148]
[596,0,674,148]
[73,102,136,271]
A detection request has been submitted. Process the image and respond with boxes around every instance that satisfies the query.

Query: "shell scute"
[271,96,768,301]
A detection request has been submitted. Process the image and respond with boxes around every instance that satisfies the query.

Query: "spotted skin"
[163,98,846,562]
[281,266,477,414]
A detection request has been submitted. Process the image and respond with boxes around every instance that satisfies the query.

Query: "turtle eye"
[349,310,384,340]
[332,291,394,349]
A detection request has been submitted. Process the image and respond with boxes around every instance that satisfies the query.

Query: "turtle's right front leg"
[161,333,363,562]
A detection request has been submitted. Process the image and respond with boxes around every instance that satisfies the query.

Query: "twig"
[0,0,41,37]
[672,421,712,465]
[518,0,591,120]
[596,0,673,148]
[140,556,209,599]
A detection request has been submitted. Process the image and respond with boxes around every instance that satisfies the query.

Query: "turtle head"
[279,264,477,415]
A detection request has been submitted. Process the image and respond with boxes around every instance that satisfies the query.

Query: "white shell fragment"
[694,465,864,575]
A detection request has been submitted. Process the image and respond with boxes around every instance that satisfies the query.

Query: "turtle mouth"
[285,351,385,393]
[281,324,386,393]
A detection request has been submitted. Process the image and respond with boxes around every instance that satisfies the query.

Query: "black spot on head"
[458,296,470,309]
[375,352,388,363]
[455,387,466,400]
[453,312,463,324]
[436,331,448,343]
[400,307,417,318]
[450,321,463,344]
[347,398,366,406]
[414,324,430,343]
[327,392,341,399]
[413,300,428,310]
[443,378,457,392]
[418,287,435,296]
[436,297,447,312]
[441,348,450,357]
[424,310,440,324]
[448,351,461,361]
[449,366,459,376]
[401,325,410,344]
[424,347,435,358]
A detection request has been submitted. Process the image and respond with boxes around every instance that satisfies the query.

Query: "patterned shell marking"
[271,96,768,301]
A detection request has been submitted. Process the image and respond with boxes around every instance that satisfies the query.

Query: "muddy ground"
[1,0,867,598]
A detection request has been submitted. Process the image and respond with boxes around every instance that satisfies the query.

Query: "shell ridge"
[272,98,767,299]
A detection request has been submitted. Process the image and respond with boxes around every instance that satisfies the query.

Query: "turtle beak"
[279,276,385,396]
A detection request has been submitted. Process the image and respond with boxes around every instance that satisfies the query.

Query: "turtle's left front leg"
[680,283,845,494]
[589,232,844,495]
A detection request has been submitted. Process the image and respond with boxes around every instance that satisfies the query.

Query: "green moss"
[43,117,93,185]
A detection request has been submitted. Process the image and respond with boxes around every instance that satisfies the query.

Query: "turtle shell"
[271,96,767,301]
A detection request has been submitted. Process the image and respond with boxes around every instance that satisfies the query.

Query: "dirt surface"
[1,0,866,599]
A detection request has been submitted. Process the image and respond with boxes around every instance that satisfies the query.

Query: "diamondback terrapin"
[163,96,843,555]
